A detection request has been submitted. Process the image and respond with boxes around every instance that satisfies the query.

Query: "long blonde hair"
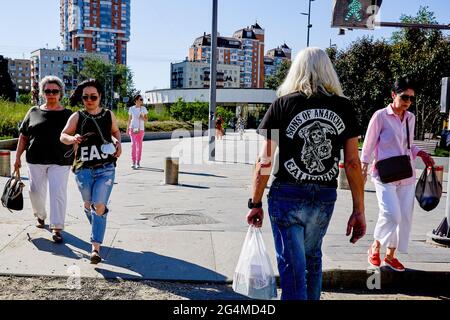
[277,47,344,98]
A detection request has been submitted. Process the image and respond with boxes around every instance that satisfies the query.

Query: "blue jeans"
[268,180,337,300]
[74,163,115,244]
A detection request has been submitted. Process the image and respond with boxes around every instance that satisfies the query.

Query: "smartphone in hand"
[81,132,95,140]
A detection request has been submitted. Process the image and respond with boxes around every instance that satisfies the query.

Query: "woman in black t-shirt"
[246,48,366,300]
[14,76,73,244]
[61,79,122,264]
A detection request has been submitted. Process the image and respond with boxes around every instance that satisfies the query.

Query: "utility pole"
[110,65,114,110]
[208,0,218,161]
[301,0,315,47]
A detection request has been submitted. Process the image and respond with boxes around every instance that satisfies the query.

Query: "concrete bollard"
[338,160,350,190]
[0,150,11,177]
[164,157,179,185]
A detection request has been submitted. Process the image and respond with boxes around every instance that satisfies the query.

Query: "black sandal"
[90,250,102,264]
[52,231,63,244]
[36,218,45,229]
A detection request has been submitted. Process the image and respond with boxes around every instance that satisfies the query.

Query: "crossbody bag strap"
[406,116,410,150]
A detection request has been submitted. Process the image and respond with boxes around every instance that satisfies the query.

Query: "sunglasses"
[82,95,99,102]
[399,94,416,103]
[44,89,60,95]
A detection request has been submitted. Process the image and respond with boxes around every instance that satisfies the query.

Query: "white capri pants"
[373,180,415,253]
[27,163,71,230]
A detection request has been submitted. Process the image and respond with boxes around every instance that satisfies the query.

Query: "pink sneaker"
[383,257,405,272]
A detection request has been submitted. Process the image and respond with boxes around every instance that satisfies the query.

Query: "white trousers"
[373,180,415,253]
[27,163,71,230]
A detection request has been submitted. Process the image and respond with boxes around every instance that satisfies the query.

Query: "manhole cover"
[142,213,219,226]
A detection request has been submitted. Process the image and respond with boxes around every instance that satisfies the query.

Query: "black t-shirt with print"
[258,92,361,188]
[19,106,74,165]
[73,109,116,170]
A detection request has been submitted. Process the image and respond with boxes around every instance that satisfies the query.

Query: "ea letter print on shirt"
[80,145,109,161]
[285,109,346,181]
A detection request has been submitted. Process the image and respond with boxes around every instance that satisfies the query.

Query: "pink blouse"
[361,104,421,185]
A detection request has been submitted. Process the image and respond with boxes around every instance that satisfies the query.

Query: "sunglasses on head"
[399,94,416,103]
[44,89,60,95]
[82,95,99,102]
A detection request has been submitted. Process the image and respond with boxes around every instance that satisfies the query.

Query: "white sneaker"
[136,163,141,168]
[131,163,136,169]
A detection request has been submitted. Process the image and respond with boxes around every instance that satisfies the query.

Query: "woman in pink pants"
[127,95,148,169]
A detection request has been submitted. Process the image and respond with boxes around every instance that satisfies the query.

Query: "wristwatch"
[248,198,263,209]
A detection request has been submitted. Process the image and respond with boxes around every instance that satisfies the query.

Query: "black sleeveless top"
[73,109,116,170]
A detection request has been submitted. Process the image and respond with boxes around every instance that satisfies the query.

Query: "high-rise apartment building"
[232,23,265,88]
[171,60,240,89]
[264,43,292,79]
[8,59,32,92]
[60,0,131,64]
[189,34,242,67]
[30,48,109,102]
[188,23,265,89]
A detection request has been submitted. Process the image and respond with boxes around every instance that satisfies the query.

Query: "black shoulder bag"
[1,170,25,212]
[375,119,413,183]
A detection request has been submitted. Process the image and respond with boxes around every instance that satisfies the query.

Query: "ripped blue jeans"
[74,163,115,244]
[268,180,337,300]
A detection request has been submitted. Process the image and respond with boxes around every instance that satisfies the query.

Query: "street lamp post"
[208,0,218,161]
[301,0,315,47]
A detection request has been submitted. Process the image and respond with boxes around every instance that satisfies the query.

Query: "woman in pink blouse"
[361,77,434,271]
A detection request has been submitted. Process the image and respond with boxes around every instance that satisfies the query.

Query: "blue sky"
[1,0,449,92]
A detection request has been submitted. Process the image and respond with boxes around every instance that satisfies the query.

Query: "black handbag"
[375,119,413,183]
[1,170,25,212]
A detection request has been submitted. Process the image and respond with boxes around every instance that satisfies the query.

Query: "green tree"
[389,6,450,139]
[334,36,393,131]
[265,60,292,90]
[167,97,187,121]
[79,57,136,109]
[168,98,209,124]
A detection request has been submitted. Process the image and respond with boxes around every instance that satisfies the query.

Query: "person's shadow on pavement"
[46,231,248,300]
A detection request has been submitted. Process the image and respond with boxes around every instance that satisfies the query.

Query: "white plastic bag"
[232,226,277,300]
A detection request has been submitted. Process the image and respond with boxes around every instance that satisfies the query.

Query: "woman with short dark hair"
[362,77,435,271]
